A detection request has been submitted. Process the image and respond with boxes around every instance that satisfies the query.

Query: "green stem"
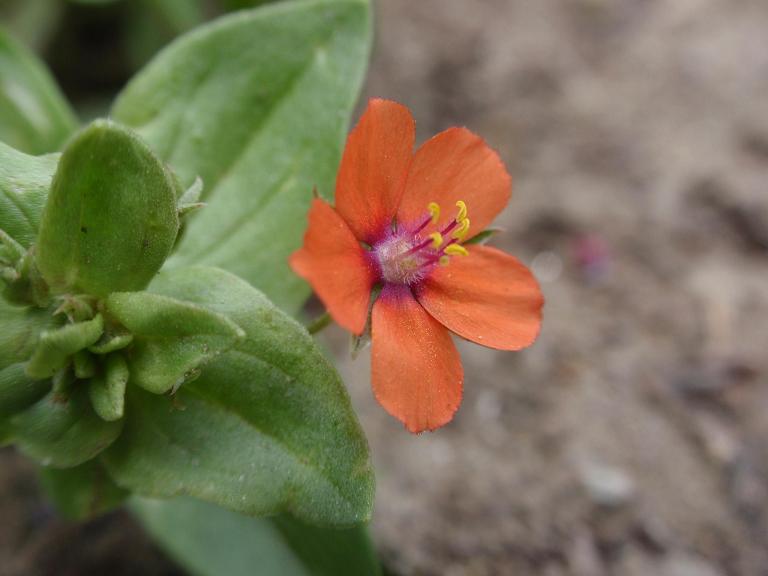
[307,311,332,335]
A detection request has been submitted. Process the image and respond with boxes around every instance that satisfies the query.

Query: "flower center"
[373,201,471,286]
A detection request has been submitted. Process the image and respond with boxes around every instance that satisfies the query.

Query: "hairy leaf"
[35,120,179,297]
[105,291,245,394]
[0,142,58,249]
[0,298,56,369]
[112,0,371,313]
[11,387,123,467]
[88,353,129,422]
[0,363,49,419]
[26,314,104,380]
[103,266,374,526]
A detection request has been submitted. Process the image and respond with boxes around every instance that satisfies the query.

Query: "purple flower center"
[371,201,471,286]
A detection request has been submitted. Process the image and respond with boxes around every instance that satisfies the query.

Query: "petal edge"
[371,285,463,433]
[335,99,415,243]
[415,245,543,350]
[397,127,511,239]
[290,199,375,334]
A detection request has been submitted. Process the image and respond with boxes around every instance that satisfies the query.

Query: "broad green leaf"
[132,497,381,576]
[0,26,77,154]
[36,120,180,297]
[0,142,58,249]
[103,266,374,526]
[38,459,129,520]
[271,514,381,576]
[112,0,371,313]
[11,387,123,467]
[105,291,245,394]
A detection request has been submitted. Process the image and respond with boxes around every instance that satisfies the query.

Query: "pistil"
[374,200,472,286]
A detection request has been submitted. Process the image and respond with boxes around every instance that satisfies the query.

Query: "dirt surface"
[335,0,768,574]
[2,1,768,575]
[0,450,183,576]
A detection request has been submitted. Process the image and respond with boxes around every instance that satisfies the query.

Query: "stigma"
[373,201,470,285]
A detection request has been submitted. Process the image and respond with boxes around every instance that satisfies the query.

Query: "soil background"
[3,1,768,575]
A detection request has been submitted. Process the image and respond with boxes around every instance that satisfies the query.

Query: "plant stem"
[307,311,332,335]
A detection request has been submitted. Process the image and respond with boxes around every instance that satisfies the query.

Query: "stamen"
[428,202,441,224]
[444,244,469,257]
[455,200,468,222]
[403,235,437,256]
[452,218,470,241]
[413,201,441,235]
[374,200,474,284]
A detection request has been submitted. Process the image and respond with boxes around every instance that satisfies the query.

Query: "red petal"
[415,245,543,350]
[371,285,463,433]
[397,127,511,239]
[290,199,376,334]
[335,99,415,243]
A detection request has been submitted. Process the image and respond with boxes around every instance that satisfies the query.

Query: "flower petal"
[397,127,511,239]
[415,245,543,350]
[335,99,415,244]
[371,285,463,433]
[290,199,376,335]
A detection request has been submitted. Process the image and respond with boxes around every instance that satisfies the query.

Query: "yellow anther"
[428,232,444,249]
[452,218,470,240]
[444,244,469,257]
[455,200,468,222]
[427,202,441,224]
[439,255,450,266]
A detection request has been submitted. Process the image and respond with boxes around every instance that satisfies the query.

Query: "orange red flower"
[290,99,543,433]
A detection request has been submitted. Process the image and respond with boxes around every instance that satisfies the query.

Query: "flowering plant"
[0,0,540,573]
[292,99,543,433]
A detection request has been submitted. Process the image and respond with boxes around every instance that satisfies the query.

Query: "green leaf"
[0,298,56,369]
[132,497,381,576]
[0,142,58,249]
[112,0,371,313]
[464,227,502,246]
[26,314,104,380]
[139,0,206,34]
[105,291,245,394]
[88,353,129,422]
[38,459,129,520]
[0,26,78,154]
[0,1,63,54]
[35,120,180,297]
[0,363,49,419]
[271,514,382,576]
[103,266,374,526]
[73,350,96,378]
[11,387,124,467]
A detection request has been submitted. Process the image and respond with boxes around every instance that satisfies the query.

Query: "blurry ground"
[2,0,768,575]
[0,450,182,576]
[337,0,768,574]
